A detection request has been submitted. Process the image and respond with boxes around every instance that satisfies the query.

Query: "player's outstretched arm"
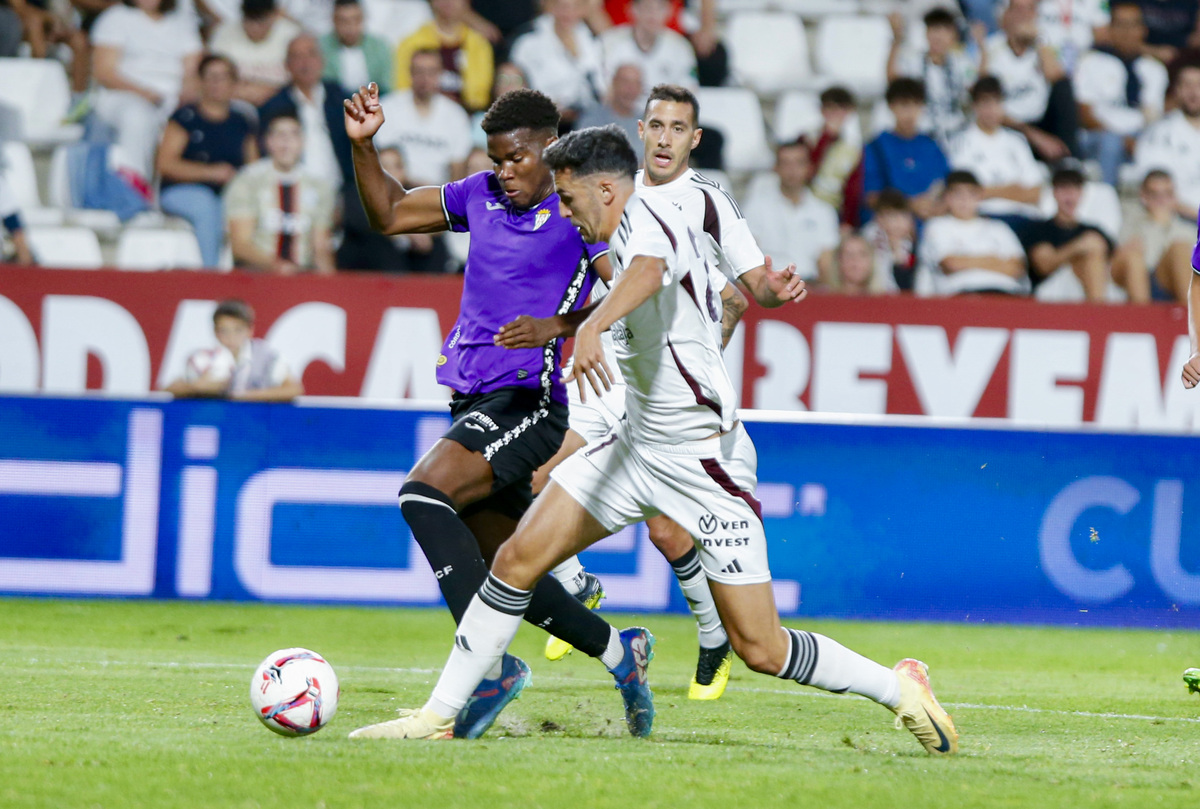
[738,255,808,308]
[494,304,601,349]
[719,281,748,349]
[567,255,664,401]
[344,82,448,235]
[1184,271,1200,389]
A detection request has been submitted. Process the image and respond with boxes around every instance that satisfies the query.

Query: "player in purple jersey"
[1183,226,1200,389]
[343,85,655,740]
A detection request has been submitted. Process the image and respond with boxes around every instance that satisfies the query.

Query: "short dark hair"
[265,110,302,131]
[198,53,238,80]
[1051,162,1086,187]
[334,0,360,7]
[480,88,560,137]
[543,125,638,179]
[644,83,700,126]
[241,0,275,20]
[411,48,441,67]
[777,137,812,159]
[970,75,1004,102]
[923,7,959,29]
[819,86,855,108]
[886,77,926,104]
[214,299,255,325]
[945,169,981,189]
[1141,168,1172,188]
[124,0,176,13]
[874,188,910,213]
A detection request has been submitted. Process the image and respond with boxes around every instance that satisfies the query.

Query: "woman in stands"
[157,54,258,269]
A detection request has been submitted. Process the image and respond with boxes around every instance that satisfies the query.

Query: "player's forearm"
[582,257,664,334]
[232,380,304,402]
[352,140,407,233]
[719,283,748,349]
[739,266,785,308]
[1190,272,1200,355]
[984,184,1041,205]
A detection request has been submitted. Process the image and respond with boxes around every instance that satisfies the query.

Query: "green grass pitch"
[2,598,1198,809]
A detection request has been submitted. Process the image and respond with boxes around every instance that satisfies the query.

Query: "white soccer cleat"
[891,658,958,755]
[348,707,454,740]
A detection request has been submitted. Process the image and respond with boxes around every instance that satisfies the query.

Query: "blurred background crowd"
[1,0,1199,303]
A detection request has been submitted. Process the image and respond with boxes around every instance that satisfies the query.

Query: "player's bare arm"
[494,255,612,348]
[719,282,748,349]
[344,82,448,235]
[738,255,808,308]
[568,254,666,401]
[1184,271,1200,389]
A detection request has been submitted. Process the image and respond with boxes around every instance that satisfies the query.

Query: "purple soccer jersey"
[440,171,603,405]
[1193,219,1200,274]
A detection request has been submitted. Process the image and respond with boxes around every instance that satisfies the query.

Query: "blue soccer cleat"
[453,654,532,739]
[610,627,656,738]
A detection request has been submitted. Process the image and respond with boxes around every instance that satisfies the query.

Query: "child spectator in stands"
[1113,169,1192,302]
[863,77,950,223]
[320,0,392,95]
[743,139,839,284]
[918,170,1029,296]
[862,188,918,292]
[223,111,335,274]
[831,232,884,296]
[510,0,606,125]
[888,7,986,146]
[0,173,34,264]
[165,298,303,402]
[810,86,863,228]
[90,0,203,180]
[157,54,259,269]
[1132,59,1200,219]
[948,75,1044,222]
[211,0,300,106]
[377,49,472,186]
[1017,163,1113,301]
[394,0,493,112]
[1074,2,1167,186]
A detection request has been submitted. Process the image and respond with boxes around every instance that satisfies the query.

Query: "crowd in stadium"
[1,0,1199,303]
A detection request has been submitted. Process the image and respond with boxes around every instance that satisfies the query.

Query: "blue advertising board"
[0,395,1197,627]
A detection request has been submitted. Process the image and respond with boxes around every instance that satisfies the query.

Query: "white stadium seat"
[115,227,204,271]
[363,0,432,50]
[695,87,774,173]
[25,226,103,269]
[718,0,858,18]
[0,58,84,147]
[726,12,811,97]
[813,15,893,100]
[773,90,822,143]
[0,141,63,226]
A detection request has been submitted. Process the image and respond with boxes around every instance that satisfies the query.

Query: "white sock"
[600,626,624,670]
[778,629,899,708]
[669,548,728,649]
[550,556,586,596]
[425,575,531,719]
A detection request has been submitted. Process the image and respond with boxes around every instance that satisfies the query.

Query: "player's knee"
[398,480,456,517]
[646,520,692,558]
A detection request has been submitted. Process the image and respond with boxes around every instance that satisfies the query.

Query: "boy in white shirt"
[918,169,1030,295]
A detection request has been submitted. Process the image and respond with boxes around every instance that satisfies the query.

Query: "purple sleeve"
[1192,220,1200,273]
[586,240,609,262]
[440,175,475,233]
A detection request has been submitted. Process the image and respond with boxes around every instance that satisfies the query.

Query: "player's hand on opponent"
[763,255,807,304]
[495,315,561,349]
[1183,351,1200,389]
[344,82,385,142]
[565,322,613,403]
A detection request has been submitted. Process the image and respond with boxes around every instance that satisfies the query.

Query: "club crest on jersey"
[534,208,551,230]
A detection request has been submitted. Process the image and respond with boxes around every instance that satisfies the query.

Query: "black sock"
[525,574,612,658]
[399,481,489,623]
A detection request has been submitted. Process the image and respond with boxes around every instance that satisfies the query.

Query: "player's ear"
[637,119,645,140]
[691,126,703,150]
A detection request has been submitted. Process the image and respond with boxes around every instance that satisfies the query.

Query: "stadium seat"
[114,227,204,271]
[718,0,857,18]
[25,225,103,268]
[1,141,64,226]
[695,87,774,173]
[813,15,893,100]
[725,12,811,97]
[0,59,84,147]
[363,0,432,49]
[773,90,822,143]
[46,144,167,236]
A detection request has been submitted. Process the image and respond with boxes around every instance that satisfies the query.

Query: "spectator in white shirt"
[1074,2,1168,186]
[1113,169,1193,302]
[742,139,839,284]
[918,169,1029,296]
[601,0,697,105]
[377,50,473,186]
[987,0,1079,160]
[1133,59,1200,219]
[887,6,987,146]
[1032,0,1111,74]
[949,75,1045,221]
[90,0,203,180]
[211,0,302,106]
[510,0,606,124]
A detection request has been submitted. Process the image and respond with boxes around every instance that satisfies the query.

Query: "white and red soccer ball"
[250,648,339,736]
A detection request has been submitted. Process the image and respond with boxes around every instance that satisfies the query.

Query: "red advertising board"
[1,266,1196,430]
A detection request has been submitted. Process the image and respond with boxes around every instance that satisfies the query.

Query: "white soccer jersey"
[948,123,1045,218]
[607,191,737,444]
[1074,50,1168,136]
[1133,111,1200,216]
[917,214,1030,297]
[986,34,1050,124]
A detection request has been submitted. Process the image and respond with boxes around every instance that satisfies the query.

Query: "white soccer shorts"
[550,421,770,585]
[566,375,626,442]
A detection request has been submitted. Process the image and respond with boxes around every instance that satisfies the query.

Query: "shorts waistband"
[635,422,741,456]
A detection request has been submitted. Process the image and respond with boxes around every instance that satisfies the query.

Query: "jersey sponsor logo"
[464,422,485,432]
[534,209,551,230]
[698,513,752,548]
[611,324,633,345]
[436,354,447,366]
[466,412,500,431]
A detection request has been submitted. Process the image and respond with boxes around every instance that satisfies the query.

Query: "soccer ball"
[250,648,340,736]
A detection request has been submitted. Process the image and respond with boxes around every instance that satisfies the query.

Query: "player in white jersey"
[354,125,960,755]
[496,85,791,700]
